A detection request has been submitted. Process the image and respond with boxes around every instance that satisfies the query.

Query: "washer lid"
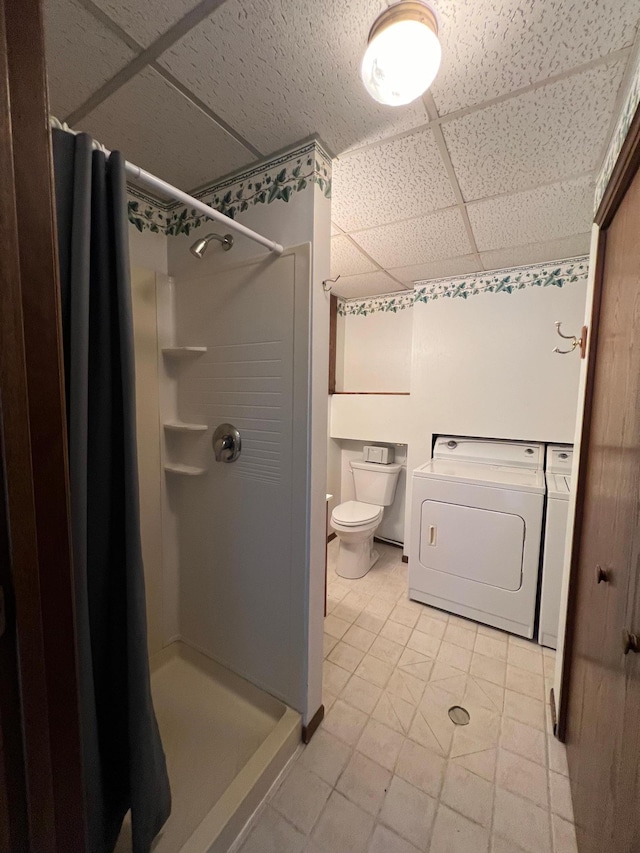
[546,471,571,499]
[433,436,544,469]
[413,459,545,494]
[546,444,573,474]
[332,500,382,526]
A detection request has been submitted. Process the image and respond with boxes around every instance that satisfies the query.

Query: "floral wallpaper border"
[127,139,332,237]
[337,257,589,316]
[595,50,640,212]
[337,290,415,316]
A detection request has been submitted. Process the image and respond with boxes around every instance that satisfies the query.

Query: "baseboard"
[373,536,403,548]
[401,555,408,563]
[302,704,324,744]
[550,687,557,737]
[327,532,336,543]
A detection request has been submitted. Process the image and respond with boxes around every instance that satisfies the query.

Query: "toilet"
[331,459,401,579]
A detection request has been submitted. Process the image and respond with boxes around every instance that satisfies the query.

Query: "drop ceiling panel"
[331,236,377,278]
[389,254,482,284]
[91,0,203,47]
[431,0,638,115]
[443,60,627,202]
[468,176,594,252]
[480,234,592,273]
[158,0,429,156]
[332,128,456,231]
[79,67,254,190]
[44,0,136,118]
[352,208,473,269]
[332,271,405,299]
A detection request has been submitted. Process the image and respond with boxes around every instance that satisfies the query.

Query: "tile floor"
[239,540,577,853]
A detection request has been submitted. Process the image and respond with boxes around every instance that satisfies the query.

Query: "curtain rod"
[50,117,284,256]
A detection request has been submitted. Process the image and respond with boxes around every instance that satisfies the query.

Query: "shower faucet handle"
[212,423,241,463]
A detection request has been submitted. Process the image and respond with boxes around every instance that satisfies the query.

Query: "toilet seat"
[331,500,382,527]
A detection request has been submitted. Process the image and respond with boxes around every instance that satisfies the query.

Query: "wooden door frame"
[0,0,86,848]
[557,101,640,741]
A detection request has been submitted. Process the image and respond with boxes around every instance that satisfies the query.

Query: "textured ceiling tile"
[479,234,592,272]
[389,254,482,283]
[443,60,627,202]
[468,176,594,252]
[431,0,639,115]
[78,68,255,190]
[332,128,456,231]
[158,0,429,156]
[331,236,377,278]
[332,271,405,299]
[91,0,202,47]
[44,0,136,118]
[352,208,473,269]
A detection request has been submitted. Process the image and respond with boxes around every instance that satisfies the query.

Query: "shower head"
[190,232,234,258]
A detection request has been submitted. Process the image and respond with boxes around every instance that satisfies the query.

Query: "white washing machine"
[538,444,573,649]
[410,436,545,638]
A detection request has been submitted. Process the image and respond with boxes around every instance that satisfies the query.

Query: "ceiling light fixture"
[361,0,441,107]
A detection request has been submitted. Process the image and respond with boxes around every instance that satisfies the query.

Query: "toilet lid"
[332,500,382,527]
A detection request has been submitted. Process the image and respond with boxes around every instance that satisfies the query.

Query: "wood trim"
[331,392,411,396]
[301,704,324,744]
[3,0,86,845]
[557,230,607,743]
[595,101,640,228]
[0,241,30,852]
[328,293,337,394]
[0,3,57,847]
[327,532,337,543]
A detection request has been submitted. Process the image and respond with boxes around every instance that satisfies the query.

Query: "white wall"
[338,308,412,392]
[131,267,164,657]
[554,229,599,718]
[165,171,330,724]
[332,274,587,556]
[330,394,411,444]
[405,281,587,548]
[129,225,168,274]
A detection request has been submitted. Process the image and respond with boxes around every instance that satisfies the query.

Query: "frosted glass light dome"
[361,1,441,107]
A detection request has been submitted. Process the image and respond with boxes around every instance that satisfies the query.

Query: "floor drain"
[448,705,470,726]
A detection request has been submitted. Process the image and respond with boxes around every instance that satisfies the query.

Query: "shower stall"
[121,223,328,851]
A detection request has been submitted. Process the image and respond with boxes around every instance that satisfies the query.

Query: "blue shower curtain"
[52,128,171,853]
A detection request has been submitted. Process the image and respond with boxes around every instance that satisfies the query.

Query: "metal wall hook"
[323,275,340,292]
[553,321,587,357]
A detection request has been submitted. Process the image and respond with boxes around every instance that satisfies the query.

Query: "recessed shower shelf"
[162,346,207,357]
[164,463,206,476]
[164,421,208,433]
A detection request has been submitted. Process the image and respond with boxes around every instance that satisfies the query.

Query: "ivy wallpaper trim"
[414,257,589,305]
[337,257,589,316]
[127,139,332,237]
[337,290,415,316]
[595,50,640,212]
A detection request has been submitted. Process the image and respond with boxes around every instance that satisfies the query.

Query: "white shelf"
[162,346,207,357]
[164,463,206,476]
[163,421,208,432]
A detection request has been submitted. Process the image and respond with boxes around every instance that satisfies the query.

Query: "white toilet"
[331,460,401,579]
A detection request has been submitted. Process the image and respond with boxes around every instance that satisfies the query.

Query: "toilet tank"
[351,460,402,506]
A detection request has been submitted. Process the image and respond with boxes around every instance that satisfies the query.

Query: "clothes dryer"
[410,436,545,638]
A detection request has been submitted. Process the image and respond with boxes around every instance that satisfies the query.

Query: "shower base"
[115,641,300,853]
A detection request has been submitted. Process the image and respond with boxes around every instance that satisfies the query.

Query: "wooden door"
[0,0,86,848]
[561,107,640,852]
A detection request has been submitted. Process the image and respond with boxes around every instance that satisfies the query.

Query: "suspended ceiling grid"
[45,0,640,297]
